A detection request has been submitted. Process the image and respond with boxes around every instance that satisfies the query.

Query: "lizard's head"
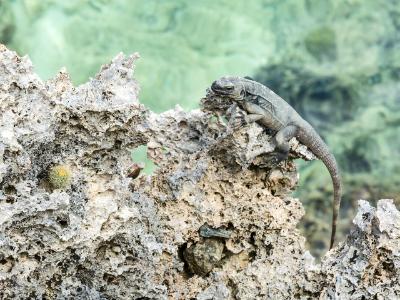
[211,76,247,102]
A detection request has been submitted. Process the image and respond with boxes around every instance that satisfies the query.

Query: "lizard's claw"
[229,110,247,130]
[226,103,248,130]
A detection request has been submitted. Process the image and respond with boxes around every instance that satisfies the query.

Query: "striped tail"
[298,123,342,249]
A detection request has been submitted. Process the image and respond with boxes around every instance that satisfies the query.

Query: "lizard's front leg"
[228,105,264,129]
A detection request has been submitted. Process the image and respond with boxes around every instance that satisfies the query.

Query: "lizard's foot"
[229,110,248,130]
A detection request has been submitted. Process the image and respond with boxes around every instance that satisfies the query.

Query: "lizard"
[208,76,342,249]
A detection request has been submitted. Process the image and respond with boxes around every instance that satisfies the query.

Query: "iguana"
[209,76,342,249]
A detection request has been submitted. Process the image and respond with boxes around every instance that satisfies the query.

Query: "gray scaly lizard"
[209,76,342,249]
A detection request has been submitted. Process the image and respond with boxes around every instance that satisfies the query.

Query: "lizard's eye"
[240,90,246,97]
[225,85,234,90]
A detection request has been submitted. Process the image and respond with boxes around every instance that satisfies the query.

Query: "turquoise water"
[2,0,400,254]
[3,0,282,112]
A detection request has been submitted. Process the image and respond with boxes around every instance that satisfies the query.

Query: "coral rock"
[0,44,399,299]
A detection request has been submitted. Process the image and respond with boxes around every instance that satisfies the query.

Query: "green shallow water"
[1,0,400,255]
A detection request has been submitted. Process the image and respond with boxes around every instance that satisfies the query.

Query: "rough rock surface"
[0,45,399,299]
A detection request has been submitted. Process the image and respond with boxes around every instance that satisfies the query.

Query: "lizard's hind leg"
[265,124,298,167]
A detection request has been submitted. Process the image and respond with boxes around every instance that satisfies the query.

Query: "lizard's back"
[243,79,305,128]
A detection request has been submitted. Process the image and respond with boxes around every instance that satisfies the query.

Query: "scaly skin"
[210,76,342,249]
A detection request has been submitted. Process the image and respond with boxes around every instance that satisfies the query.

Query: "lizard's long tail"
[298,124,342,249]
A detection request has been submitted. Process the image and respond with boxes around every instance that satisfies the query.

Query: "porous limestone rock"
[320,199,400,299]
[0,45,399,299]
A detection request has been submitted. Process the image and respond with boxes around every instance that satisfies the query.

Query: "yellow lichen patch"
[48,165,72,189]
[56,168,68,177]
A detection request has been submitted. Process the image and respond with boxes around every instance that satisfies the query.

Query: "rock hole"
[4,184,16,195]
[34,254,42,262]
[248,250,257,261]
[382,260,395,273]
[178,120,188,128]
[5,197,15,204]
[362,212,370,221]
[57,217,69,228]
[71,252,80,261]
[125,256,136,264]
[131,145,157,175]
[250,232,256,245]
[349,250,358,264]
[114,140,122,149]
[265,243,273,256]
[103,273,117,284]
[177,242,192,277]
